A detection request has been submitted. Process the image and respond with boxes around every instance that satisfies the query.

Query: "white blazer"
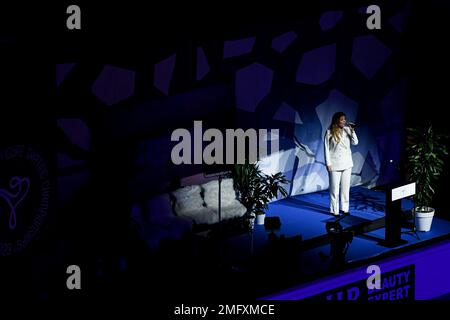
[324,127,358,171]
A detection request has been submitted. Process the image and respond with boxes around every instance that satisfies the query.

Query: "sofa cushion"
[176,207,219,225]
[202,178,238,209]
[172,185,204,214]
[170,181,246,224]
[219,203,247,220]
[202,178,246,220]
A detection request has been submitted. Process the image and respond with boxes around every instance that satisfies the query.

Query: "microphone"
[346,122,357,128]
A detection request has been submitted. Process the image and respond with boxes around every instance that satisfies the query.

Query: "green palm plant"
[405,124,448,212]
[231,163,290,215]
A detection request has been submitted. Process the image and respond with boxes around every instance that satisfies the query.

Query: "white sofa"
[172,178,246,225]
[130,178,246,250]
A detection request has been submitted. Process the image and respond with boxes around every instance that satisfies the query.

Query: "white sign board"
[391,182,416,201]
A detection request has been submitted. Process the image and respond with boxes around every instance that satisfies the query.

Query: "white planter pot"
[256,214,266,225]
[415,208,435,232]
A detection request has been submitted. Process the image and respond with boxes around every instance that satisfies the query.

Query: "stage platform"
[214,186,450,299]
[128,186,450,301]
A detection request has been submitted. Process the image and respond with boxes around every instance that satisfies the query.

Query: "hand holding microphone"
[345,122,356,136]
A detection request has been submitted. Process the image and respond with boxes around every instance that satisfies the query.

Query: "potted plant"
[232,162,290,226]
[405,124,448,231]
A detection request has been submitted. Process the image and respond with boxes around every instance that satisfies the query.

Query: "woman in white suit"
[324,112,358,216]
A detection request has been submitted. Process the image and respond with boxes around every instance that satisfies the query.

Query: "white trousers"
[329,168,351,215]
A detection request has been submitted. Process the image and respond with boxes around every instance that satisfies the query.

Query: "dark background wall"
[403,0,450,217]
[54,0,413,202]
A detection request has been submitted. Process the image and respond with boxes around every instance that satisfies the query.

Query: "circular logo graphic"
[0,145,50,256]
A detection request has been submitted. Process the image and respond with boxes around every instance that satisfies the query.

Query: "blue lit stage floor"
[268,186,450,246]
[219,186,450,298]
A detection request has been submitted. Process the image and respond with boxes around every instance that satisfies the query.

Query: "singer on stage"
[324,112,359,216]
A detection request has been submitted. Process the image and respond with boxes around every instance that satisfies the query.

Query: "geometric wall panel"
[57,118,91,151]
[291,163,328,195]
[272,31,297,53]
[236,63,273,112]
[56,63,76,87]
[296,43,336,84]
[224,37,256,58]
[196,47,210,80]
[273,102,303,124]
[351,35,391,79]
[390,7,409,33]
[154,54,176,95]
[92,65,135,105]
[320,11,343,31]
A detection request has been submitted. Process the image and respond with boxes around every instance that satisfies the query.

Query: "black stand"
[203,168,231,224]
[218,175,222,222]
[381,182,409,247]
[203,168,231,270]
[402,197,420,240]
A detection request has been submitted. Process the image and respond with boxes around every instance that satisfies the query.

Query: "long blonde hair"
[329,112,346,143]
